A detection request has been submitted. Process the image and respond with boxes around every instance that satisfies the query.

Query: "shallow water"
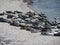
[31,0,60,22]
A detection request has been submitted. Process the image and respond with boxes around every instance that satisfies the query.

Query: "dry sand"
[0,0,34,13]
[0,0,60,45]
[0,22,60,45]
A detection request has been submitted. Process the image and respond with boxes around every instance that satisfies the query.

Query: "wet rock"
[20,15,28,20]
[20,24,27,29]
[57,26,60,28]
[26,23,32,27]
[54,32,60,36]
[6,11,13,14]
[6,19,12,23]
[20,27,26,29]
[23,14,29,17]
[25,11,34,17]
[7,15,14,19]
[0,18,7,22]
[26,27,31,31]
[0,11,53,34]
[20,23,26,26]
[10,23,19,27]
[0,12,5,16]
[19,24,25,27]
[31,28,38,33]
[38,14,42,17]
[25,18,31,21]
[18,19,25,23]
[34,14,40,18]
[10,18,20,27]
[14,11,22,14]
[57,24,60,28]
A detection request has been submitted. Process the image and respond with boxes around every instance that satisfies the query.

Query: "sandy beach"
[0,22,60,45]
[0,0,34,13]
[0,0,60,45]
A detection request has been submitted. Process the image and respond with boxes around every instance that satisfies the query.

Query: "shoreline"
[19,1,34,13]
[27,4,41,14]
[21,0,41,14]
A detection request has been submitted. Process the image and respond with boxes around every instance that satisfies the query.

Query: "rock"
[31,28,38,33]
[26,24,32,26]
[7,15,14,19]
[21,15,28,20]
[25,11,34,17]
[10,20,20,27]
[19,24,25,27]
[25,18,31,21]
[20,27,26,29]
[20,19,26,23]
[24,26,32,31]
[57,24,60,28]
[6,19,12,23]
[20,23,26,26]
[14,11,22,14]
[0,12,5,16]
[25,15,29,18]
[54,32,60,36]
[0,18,7,22]
[34,14,40,18]
[38,14,42,17]
[26,27,31,31]
[6,11,12,14]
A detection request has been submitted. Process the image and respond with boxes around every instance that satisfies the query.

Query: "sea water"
[31,0,60,22]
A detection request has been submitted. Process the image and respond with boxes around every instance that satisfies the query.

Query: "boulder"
[14,11,22,14]
[6,11,12,14]
[54,32,60,36]
[57,24,60,28]
[0,12,5,16]
[7,15,14,19]
[0,18,7,22]
[10,20,20,27]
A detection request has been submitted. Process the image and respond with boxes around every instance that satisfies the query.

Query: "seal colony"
[0,11,60,36]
